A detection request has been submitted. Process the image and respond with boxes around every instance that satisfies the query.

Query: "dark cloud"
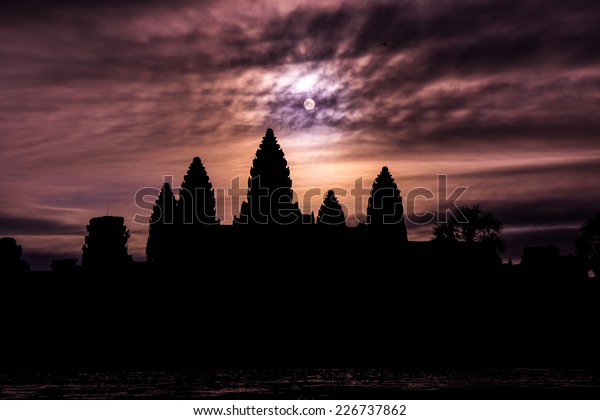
[350,2,420,55]
[455,158,600,180]
[0,216,84,236]
[489,198,598,230]
[251,0,600,146]
[0,0,199,22]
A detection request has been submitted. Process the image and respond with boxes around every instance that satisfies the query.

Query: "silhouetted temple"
[24,126,582,283]
[141,128,506,276]
[146,128,408,234]
[82,216,132,270]
[14,126,580,283]
[142,128,413,267]
[235,128,304,226]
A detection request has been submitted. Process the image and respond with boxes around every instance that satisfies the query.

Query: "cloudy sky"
[1,0,599,269]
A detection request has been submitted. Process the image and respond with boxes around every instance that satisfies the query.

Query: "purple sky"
[1,0,600,269]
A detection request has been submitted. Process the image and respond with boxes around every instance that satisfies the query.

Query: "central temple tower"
[235,128,302,226]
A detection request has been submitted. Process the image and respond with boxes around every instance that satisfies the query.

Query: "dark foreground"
[2,272,599,369]
[2,239,599,400]
[2,368,600,399]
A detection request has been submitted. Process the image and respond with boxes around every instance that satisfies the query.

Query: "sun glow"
[294,74,318,93]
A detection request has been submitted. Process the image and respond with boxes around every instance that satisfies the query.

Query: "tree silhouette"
[236,128,301,225]
[366,166,408,240]
[146,182,177,264]
[317,190,346,227]
[82,216,131,270]
[576,214,600,278]
[178,157,218,226]
[433,204,505,253]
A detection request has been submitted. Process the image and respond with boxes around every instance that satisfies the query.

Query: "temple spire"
[367,166,408,240]
[236,128,301,226]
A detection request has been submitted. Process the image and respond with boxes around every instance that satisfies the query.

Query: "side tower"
[178,156,219,227]
[82,216,132,270]
[366,166,408,241]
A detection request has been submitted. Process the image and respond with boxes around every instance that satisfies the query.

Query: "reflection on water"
[1,368,600,399]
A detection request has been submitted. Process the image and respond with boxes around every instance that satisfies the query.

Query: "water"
[2,369,600,399]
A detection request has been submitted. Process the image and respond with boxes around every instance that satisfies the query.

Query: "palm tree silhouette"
[433,204,505,254]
